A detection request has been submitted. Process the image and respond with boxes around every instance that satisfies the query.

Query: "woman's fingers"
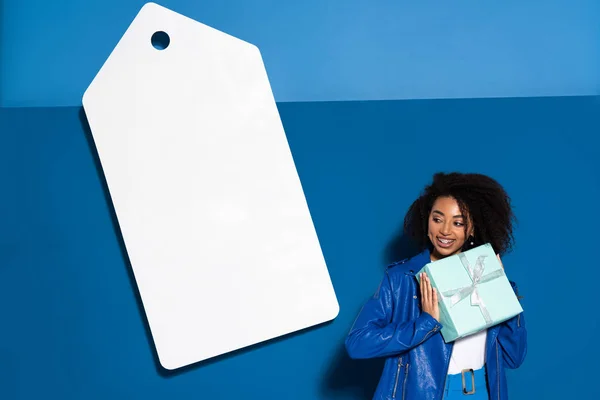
[421,273,427,305]
[432,287,439,321]
[419,273,425,303]
[423,273,430,305]
[419,273,440,321]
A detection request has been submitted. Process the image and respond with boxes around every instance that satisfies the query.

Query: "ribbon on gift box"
[441,253,505,325]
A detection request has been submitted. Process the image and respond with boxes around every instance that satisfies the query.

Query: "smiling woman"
[427,197,472,260]
[345,172,526,400]
[403,172,516,260]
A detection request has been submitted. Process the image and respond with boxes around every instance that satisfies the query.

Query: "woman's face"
[427,196,473,261]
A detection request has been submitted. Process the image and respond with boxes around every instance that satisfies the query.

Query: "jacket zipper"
[402,363,410,400]
[416,325,439,347]
[412,325,443,399]
[392,357,403,398]
[517,313,521,328]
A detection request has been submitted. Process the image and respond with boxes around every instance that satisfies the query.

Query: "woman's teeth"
[437,237,455,248]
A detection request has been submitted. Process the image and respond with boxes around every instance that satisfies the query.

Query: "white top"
[447,329,488,375]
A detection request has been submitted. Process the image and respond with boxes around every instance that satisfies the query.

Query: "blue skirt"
[442,368,489,400]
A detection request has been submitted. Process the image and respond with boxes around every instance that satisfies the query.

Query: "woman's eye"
[455,222,464,227]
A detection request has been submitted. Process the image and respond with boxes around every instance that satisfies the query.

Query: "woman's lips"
[437,237,455,248]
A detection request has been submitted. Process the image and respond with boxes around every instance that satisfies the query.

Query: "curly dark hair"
[403,172,517,256]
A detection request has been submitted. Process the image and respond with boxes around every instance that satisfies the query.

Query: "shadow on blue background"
[77,107,339,379]
[321,343,383,399]
[78,103,383,396]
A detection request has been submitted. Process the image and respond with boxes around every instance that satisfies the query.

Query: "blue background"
[2,1,600,399]
[2,97,600,398]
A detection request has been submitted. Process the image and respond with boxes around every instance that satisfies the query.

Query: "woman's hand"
[419,273,439,322]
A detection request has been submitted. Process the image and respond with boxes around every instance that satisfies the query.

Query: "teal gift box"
[417,243,523,343]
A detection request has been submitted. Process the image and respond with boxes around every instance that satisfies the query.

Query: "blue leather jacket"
[345,249,527,400]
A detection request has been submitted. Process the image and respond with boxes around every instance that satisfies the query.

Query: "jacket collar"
[404,247,432,276]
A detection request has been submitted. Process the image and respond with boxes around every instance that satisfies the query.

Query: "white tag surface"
[82,2,339,370]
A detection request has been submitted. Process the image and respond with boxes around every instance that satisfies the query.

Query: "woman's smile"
[427,196,472,260]
[436,236,456,248]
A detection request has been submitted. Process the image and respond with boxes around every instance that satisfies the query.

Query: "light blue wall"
[1,95,599,399]
[1,0,599,107]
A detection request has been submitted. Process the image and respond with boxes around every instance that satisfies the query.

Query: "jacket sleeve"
[497,281,527,369]
[345,270,443,359]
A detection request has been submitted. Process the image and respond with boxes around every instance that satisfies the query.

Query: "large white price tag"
[82,2,339,370]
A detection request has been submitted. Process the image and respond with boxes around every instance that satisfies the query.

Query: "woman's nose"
[440,223,452,235]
